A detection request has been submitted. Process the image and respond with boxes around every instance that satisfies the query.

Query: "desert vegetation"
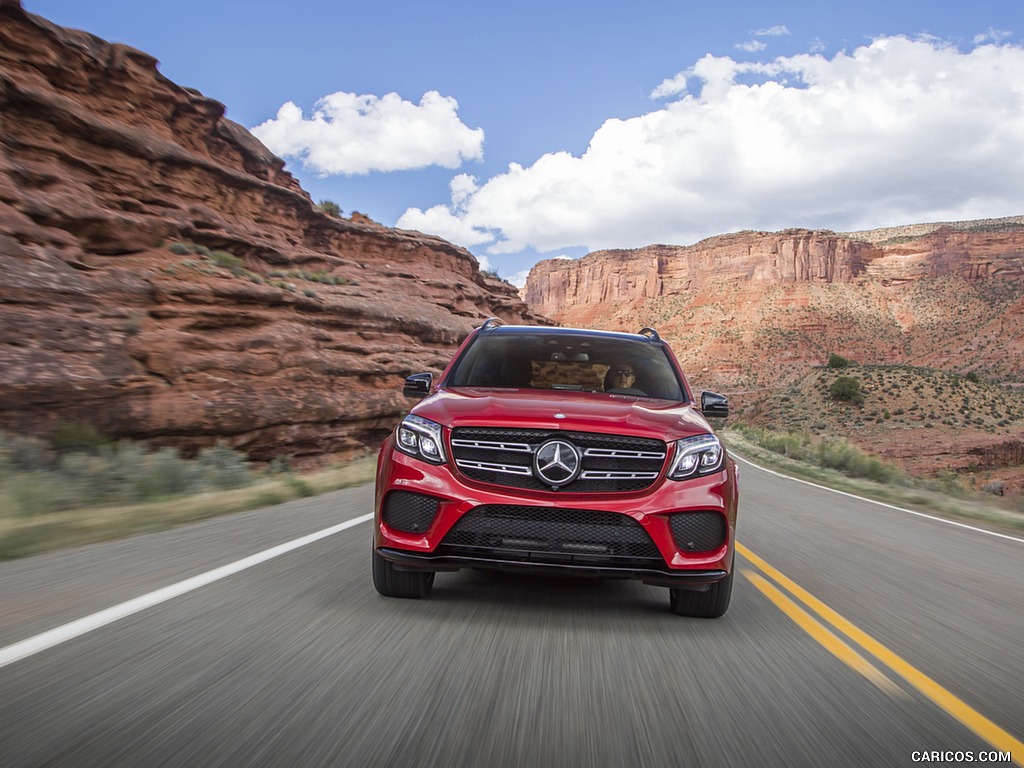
[162,242,357,296]
[315,199,342,218]
[724,426,1024,527]
[0,427,374,559]
[730,426,904,486]
[735,361,1024,509]
[743,363,1024,436]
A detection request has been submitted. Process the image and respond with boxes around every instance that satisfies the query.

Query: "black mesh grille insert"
[437,505,664,567]
[382,491,440,533]
[450,427,666,492]
[669,511,726,552]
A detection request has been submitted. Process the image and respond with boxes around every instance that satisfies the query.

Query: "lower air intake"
[669,511,726,552]
[382,491,440,534]
[438,505,663,567]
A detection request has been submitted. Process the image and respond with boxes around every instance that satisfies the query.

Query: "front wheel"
[372,546,435,599]
[669,557,733,618]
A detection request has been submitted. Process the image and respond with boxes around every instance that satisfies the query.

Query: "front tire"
[669,557,733,618]
[372,546,435,599]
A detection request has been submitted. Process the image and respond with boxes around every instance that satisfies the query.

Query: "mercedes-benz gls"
[372,319,739,617]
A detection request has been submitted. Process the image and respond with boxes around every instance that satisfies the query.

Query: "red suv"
[372,320,739,617]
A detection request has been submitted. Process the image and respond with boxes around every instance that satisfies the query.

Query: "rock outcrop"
[525,223,1024,389]
[0,0,546,462]
[525,222,1024,492]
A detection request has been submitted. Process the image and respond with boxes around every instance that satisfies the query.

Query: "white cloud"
[449,174,478,210]
[396,174,493,247]
[752,25,791,37]
[397,203,493,248]
[650,72,690,99]
[507,268,531,289]
[250,91,484,175]
[400,36,1024,258]
[735,40,768,53]
[974,27,1013,45]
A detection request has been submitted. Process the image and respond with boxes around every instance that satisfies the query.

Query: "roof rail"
[638,327,662,342]
[480,317,504,332]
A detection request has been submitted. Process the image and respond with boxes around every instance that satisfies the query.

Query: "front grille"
[436,505,664,567]
[382,491,440,533]
[669,511,726,552]
[450,427,666,492]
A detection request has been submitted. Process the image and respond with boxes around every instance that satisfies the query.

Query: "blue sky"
[24,0,1024,285]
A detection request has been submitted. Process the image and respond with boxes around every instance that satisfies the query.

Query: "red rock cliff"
[525,230,879,311]
[525,223,1024,388]
[0,0,546,461]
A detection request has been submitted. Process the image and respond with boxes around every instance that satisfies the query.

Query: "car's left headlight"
[668,433,724,479]
[395,414,447,465]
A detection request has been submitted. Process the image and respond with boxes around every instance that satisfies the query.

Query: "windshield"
[446,332,687,401]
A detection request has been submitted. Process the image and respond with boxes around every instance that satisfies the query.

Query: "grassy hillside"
[735,363,1024,500]
[741,364,1024,435]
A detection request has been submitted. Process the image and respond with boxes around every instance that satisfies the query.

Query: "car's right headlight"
[667,433,724,480]
[395,414,447,465]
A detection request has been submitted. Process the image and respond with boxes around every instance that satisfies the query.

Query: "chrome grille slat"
[455,459,533,476]
[451,439,533,453]
[579,471,660,480]
[583,448,666,460]
[450,427,666,492]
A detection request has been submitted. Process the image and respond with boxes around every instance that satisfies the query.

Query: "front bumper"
[377,546,728,588]
[375,440,738,583]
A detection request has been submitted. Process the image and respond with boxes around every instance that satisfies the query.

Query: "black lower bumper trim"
[376,547,727,586]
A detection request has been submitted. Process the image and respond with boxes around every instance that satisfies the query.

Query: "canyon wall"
[525,224,1024,388]
[0,0,546,462]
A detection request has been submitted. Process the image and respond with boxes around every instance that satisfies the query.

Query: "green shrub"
[285,475,316,497]
[50,422,110,454]
[265,455,293,475]
[210,250,245,276]
[133,447,203,500]
[0,432,56,472]
[736,425,906,486]
[196,444,255,490]
[829,376,862,401]
[0,431,257,516]
[816,439,901,484]
[827,353,852,369]
[316,200,342,218]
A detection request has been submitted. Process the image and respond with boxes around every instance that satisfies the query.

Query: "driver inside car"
[604,364,638,392]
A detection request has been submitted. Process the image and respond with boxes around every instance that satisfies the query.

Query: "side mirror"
[700,391,729,419]
[403,372,433,399]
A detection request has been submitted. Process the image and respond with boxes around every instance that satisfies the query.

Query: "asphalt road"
[0,459,1021,767]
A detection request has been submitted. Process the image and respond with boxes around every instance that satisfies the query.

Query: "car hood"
[411,388,714,442]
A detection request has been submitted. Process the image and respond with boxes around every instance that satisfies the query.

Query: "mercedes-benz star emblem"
[533,439,581,488]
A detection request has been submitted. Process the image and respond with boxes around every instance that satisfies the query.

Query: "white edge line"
[0,513,374,670]
[733,453,1024,545]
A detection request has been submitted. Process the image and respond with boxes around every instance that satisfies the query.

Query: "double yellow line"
[738,542,1023,763]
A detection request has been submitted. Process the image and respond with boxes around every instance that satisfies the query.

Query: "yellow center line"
[742,569,904,696]
[737,541,1024,762]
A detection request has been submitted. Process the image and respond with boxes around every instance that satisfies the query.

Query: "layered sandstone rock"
[0,0,546,461]
[525,231,879,312]
[525,221,1024,490]
[525,223,1024,389]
